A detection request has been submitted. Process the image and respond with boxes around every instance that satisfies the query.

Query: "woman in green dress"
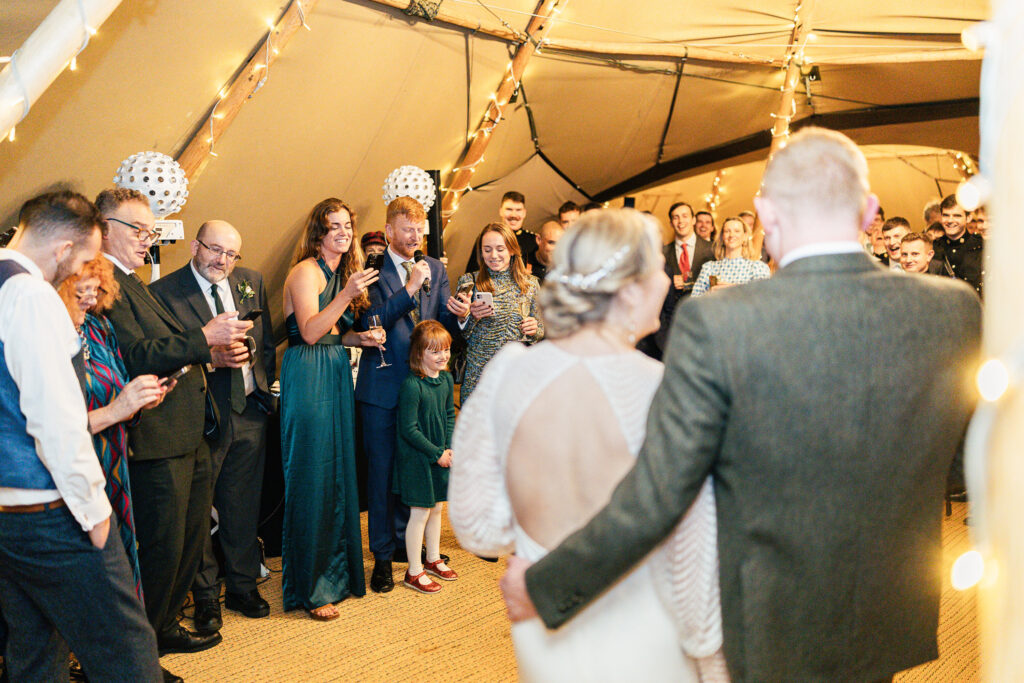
[456,223,543,402]
[280,198,381,620]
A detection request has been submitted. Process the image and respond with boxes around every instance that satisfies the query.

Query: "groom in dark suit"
[499,129,982,682]
[355,197,467,593]
[151,220,276,633]
[97,189,251,671]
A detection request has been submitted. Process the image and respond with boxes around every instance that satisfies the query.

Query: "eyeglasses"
[106,217,161,243]
[196,239,241,263]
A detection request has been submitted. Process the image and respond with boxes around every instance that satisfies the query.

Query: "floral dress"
[691,257,771,297]
[455,268,542,401]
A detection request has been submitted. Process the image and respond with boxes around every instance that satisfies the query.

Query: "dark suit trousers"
[194,394,268,597]
[129,444,213,638]
[0,508,160,682]
[359,402,410,561]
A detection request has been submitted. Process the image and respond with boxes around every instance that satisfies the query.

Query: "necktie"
[678,243,691,282]
[400,261,421,324]
[211,284,246,413]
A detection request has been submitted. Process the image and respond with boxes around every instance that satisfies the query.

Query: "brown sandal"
[307,604,339,621]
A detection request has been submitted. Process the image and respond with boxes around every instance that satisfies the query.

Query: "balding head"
[535,220,565,266]
[754,128,877,263]
[191,220,242,283]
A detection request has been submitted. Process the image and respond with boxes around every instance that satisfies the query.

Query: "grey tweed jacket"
[525,251,981,682]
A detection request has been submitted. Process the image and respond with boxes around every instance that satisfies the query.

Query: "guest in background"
[694,211,716,242]
[58,257,168,601]
[900,233,938,274]
[456,223,543,402]
[878,217,911,270]
[361,230,388,257]
[151,220,277,631]
[691,216,770,297]
[557,201,581,228]
[466,191,535,272]
[931,194,983,297]
[280,198,380,620]
[395,321,457,594]
[969,207,989,239]
[525,220,564,283]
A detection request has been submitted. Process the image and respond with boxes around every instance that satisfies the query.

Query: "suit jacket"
[150,264,276,422]
[105,267,214,461]
[655,237,714,352]
[525,252,982,682]
[354,253,460,410]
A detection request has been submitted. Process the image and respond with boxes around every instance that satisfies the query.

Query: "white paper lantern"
[382,165,436,212]
[113,151,189,217]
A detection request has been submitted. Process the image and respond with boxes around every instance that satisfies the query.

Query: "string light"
[951,550,985,591]
[7,127,14,143]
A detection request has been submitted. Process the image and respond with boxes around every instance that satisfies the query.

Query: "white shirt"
[0,249,112,531]
[103,252,133,276]
[387,246,414,286]
[778,241,864,269]
[674,234,697,270]
[190,262,254,396]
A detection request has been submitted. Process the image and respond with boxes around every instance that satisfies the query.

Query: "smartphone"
[365,253,384,271]
[456,281,474,298]
[474,291,493,308]
[161,366,190,387]
[240,308,262,322]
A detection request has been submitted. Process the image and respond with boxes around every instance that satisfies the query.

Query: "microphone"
[413,250,431,294]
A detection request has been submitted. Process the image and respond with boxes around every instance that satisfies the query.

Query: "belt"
[0,498,66,514]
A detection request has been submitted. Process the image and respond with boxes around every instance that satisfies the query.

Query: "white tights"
[405,504,444,575]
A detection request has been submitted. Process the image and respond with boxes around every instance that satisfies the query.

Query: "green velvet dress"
[394,371,455,508]
[280,258,365,610]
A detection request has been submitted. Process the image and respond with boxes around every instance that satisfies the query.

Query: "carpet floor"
[163,502,978,682]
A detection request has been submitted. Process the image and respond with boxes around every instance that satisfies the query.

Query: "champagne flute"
[519,298,532,342]
[368,314,390,368]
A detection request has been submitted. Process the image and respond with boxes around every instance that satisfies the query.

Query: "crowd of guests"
[0,127,986,682]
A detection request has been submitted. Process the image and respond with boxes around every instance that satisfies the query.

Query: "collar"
[0,248,44,279]
[674,234,696,250]
[102,252,134,275]
[779,241,863,269]
[189,261,226,293]
[387,245,414,270]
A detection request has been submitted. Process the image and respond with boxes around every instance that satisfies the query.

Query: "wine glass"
[368,314,390,368]
[519,298,532,342]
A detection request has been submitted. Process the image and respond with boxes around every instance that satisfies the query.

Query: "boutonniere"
[237,280,255,302]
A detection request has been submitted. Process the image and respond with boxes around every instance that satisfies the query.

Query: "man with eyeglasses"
[96,188,251,674]
[151,220,276,633]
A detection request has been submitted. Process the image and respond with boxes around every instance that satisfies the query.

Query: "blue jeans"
[0,506,160,682]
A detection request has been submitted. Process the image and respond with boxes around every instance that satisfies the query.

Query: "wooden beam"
[176,0,319,184]
[439,0,563,228]
[591,98,980,202]
[357,0,980,69]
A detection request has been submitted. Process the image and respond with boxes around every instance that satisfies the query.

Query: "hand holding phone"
[240,308,263,322]
[160,366,190,387]
[470,291,494,320]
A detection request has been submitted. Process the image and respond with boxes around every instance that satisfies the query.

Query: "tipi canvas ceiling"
[0,0,986,323]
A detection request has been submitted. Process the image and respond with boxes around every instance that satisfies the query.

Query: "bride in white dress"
[449,209,728,682]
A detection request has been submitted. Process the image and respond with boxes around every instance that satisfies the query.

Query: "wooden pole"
[438,0,563,228]
[175,0,319,183]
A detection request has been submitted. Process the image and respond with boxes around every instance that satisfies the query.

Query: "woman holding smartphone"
[455,223,543,403]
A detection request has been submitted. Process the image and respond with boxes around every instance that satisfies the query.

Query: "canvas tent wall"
[0,0,985,322]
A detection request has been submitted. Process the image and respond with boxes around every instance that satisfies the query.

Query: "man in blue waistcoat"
[0,192,162,682]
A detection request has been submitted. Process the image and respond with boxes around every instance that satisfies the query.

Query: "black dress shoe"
[161,667,184,683]
[370,560,394,593]
[225,589,270,618]
[192,596,222,635]
[157,625,223,655]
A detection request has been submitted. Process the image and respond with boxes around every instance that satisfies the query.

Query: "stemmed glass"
[519,298,532,343]
[368,314,390,368]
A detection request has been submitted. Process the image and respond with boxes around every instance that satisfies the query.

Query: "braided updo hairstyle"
[538,208,663,339]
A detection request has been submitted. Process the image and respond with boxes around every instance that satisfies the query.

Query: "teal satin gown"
[280,258,366,610]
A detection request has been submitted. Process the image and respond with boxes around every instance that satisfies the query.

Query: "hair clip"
[548,245,629,290]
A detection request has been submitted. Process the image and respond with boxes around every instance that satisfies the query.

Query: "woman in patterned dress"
[58,257,168,601]
[691,216,771,297]
[455,223,543,402]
